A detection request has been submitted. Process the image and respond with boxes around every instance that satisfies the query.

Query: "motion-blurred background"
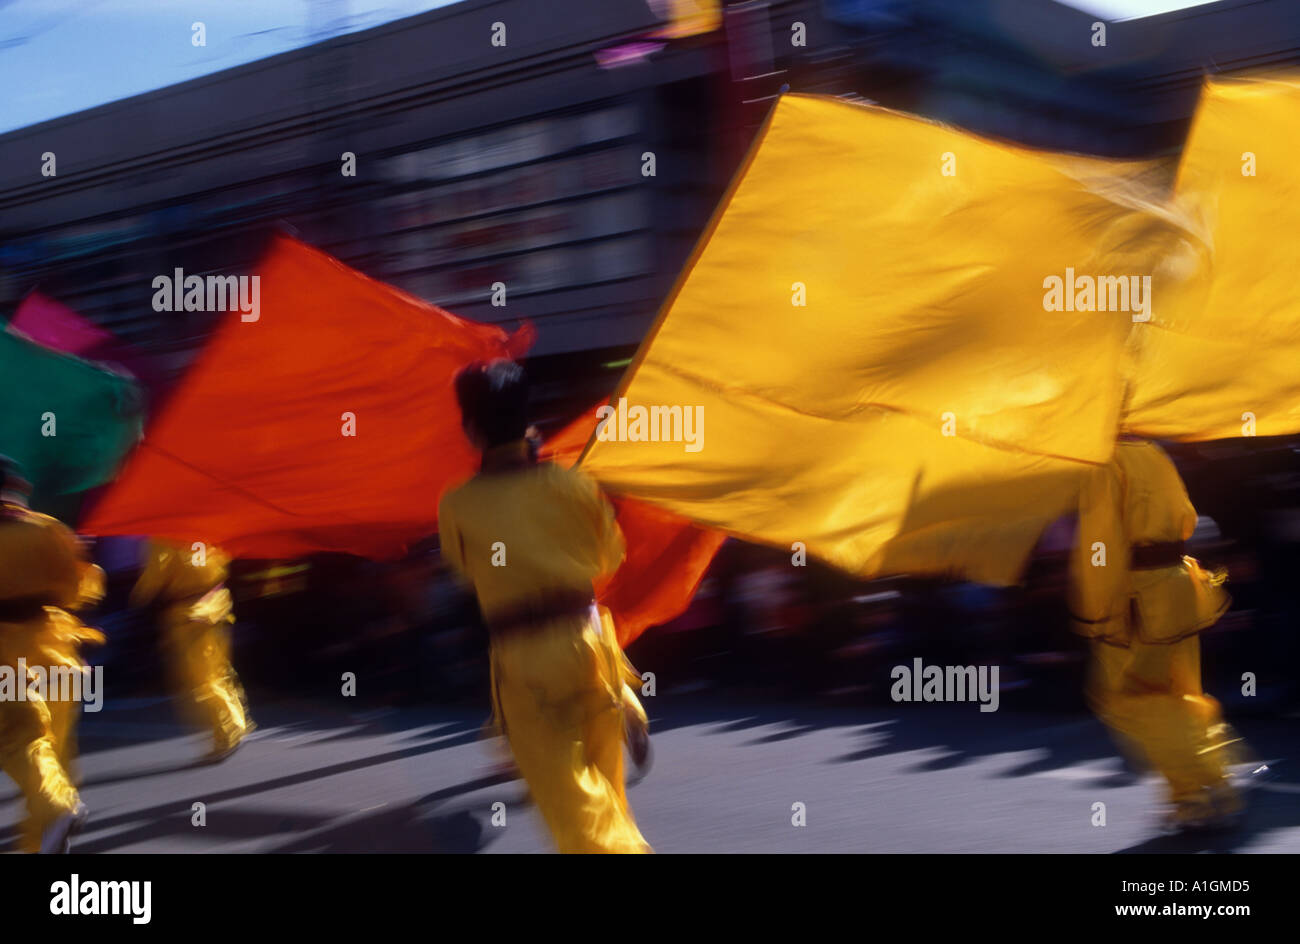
[2,0,1299,717]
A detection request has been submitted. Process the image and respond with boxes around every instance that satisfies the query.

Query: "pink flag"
[9,292,114,356]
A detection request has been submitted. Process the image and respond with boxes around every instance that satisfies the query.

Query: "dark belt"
[1130,541,1187,570]
[0,597,51,623]
[486,590,595,639]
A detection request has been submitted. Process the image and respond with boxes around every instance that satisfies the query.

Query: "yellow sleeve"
[129,542,170,607]
[74,562,106,611]
[47,521,103,611]
[574,470,625,579]
[1068,459,1130,636]
[599,495,626,579]
[1156,450,1200,541]
[188,546,230,591]
[437,493,468,583]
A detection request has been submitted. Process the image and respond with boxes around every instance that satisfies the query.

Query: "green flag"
[0,329,144,520]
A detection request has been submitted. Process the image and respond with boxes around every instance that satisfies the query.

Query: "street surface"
[3,696,1295,853]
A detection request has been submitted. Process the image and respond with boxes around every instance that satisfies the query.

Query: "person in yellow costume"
[1069,437,1243,830]
[0,457,104,853]
[130,540,252,762]
[439,360,651,854]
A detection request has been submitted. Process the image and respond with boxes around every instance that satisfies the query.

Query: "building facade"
[2,0,1298,416]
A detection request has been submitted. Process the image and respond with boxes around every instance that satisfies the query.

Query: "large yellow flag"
[1126,76,1300,440]
[582,94,1195,583]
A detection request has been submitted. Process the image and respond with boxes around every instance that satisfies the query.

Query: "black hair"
[454,359,529,449]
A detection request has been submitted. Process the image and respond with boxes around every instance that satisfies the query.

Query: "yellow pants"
[0,696,81,852]
[161,591,251,752]
[491,609,650,853]
[598,604,649,731]
[0,614,97,852]
[1087,634,1238,810]
[485,606,648,742]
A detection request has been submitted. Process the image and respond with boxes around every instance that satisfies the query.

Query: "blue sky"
[0,0,462,133]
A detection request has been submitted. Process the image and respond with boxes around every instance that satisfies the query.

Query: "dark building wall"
[0,0,731,365]
[819,0,1300,155]
[3,0,1299,381]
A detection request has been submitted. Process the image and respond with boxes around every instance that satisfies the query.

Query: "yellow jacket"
[129,540,233,626]
[1069,441,1228,644]
[438,441,625,624]
[0,504,106,659]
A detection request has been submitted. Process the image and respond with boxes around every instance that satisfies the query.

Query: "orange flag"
[542,404,725,645]
[83,236,529,560]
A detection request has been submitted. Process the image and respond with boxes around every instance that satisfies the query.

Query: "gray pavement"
[3,695,1296,853]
